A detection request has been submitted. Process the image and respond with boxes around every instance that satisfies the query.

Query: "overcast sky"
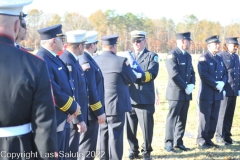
[23,0,240,25]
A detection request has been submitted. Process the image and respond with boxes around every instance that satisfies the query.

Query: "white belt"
[0,123,32,137]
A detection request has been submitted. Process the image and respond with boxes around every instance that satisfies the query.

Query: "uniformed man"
[95,35,136,160]
[0,0,58,160]
[78,31,106,160]
[197,35,227,149]
[60,30,89,160]
[36,24,86,159]
[215,37,240,145]
[165,32,195,152]
[125,30,159,160]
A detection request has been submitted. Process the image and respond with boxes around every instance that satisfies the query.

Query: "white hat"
[85,31,98,44]
[66,30,86,43]
[130,30,147,38]
[0,0,32,16]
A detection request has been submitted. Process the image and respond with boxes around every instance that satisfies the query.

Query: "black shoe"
[197,143,212,149]
[225,139,239,144]
[128,153,140,160]
[164,146,176,153]
[174,144,190,151]
[216,138,229,145]
[208,142,219,148]
[142,153,151,160]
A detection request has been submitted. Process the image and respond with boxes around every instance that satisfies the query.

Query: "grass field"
[122,54,240,160]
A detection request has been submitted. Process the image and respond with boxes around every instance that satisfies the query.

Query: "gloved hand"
[132,70,142,79]
[238,90,240,96]
[185,84,195,95]
[223,90,226,96]
[216,81,225,92]
[185,85,192,95]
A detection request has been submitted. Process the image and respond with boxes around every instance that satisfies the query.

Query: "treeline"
[23,9,240,54]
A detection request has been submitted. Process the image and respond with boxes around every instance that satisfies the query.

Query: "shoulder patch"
[154,55,159,62]
[198,57,206,62]
[167,54,173,59]
[125,60,130,66]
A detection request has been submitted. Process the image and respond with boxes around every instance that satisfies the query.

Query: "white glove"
[132,70,142,79]
[238,90,240,96]
[185,85,191,95]
[185,84,194,95]
[216,81,225,92]
[223,90,226,96]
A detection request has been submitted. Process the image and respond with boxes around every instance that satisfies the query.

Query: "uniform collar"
[85,50,93,58]
[42,46,58,57]
[66,49,78,60]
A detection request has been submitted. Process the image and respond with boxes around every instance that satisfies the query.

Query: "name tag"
[227,60,230,62]
[180,63,185,65]
[210,63,213,65]
[58,67,62,70]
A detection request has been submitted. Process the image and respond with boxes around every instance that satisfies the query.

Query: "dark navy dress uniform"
[126,47,159,156]
[36,25,83,159]
[165,35,195,150]
[60,49,89,159]
[197,36,227,146]
[95,35,136,160]
[0,35,58,160]
[78,51,105,159]
[215,37,240,144]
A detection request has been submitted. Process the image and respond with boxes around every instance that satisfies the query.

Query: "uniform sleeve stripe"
[144,71,152,82]
[60,97,73,112]
[90,101,102,111]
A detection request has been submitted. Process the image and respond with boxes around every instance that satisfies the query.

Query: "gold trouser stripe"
[144,71,152,82]
[90,101,102,111]
[60,97,73,112]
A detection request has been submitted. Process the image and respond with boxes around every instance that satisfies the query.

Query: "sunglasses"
[132,39,144,43]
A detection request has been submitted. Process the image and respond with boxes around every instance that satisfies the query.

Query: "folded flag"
[117,51,145,74]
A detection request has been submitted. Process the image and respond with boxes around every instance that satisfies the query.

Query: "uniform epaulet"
[167,54,173,59]
[198,57,206,62]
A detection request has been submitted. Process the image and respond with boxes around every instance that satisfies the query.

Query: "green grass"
[122,54,240,160]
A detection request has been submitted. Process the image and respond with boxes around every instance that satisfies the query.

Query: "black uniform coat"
[0,36,57,159]
[166,47,195,100]
[95,51,136,115]
[217,51,240,96]
[129,48,159,105]
[198,51,227,100]
[78,52,105,120]
[37,47,81,131]
[60,50,88,124]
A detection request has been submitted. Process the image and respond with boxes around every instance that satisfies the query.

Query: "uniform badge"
[210,63,213,65]
[154,56,159,62]
[67,65,72,72]
[125,60,130,66]
[81,62,90,71]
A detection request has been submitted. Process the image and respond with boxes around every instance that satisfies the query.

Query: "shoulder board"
[199,57,206,61]
[167,54,173,59]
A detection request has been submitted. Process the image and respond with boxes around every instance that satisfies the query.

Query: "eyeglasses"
[58,37,65,42]
[132,39,144,43]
